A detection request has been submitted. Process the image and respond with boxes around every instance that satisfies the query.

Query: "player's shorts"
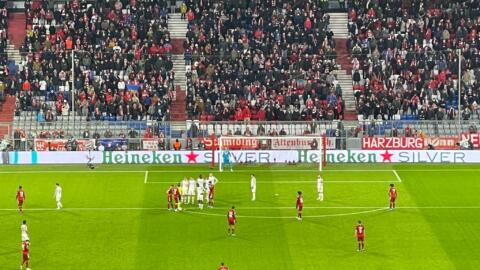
[223,160,230,165]
[197,194,203,201]
[357,235,364,241]
[18,199,24,206]
[251,188,256,193]
[390,196,396,202]
[297,205,303,211]
[23,253,29,261]
[228,218,235,225]
[187,189,195,196]
[174,197,179,203]
[208,192,214,199]
[56,196,62,202]
[318,189,323,193]
[167,196,172,202]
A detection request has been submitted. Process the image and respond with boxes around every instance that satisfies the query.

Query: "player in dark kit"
[21,240,30,270]
[296,191,304,220]
[356,220,365,251]
[227,206,236,236]
[389,183,397,210]
[166,185,174,211]
[16,186,26,213]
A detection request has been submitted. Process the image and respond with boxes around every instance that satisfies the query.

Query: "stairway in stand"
[7,12,25,48]
[328,12,356,119]
[0,96,16,138]
[168,13,188,122]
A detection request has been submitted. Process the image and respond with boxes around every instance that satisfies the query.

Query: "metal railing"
[3,119,480,151]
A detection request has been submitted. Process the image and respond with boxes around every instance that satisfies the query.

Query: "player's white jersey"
[21,224,29,241]
[207,175,218,187]
[181,179,189,195]
[196,185,204,201]
[188,178,196,195]
[197,178,205,191]
[251,176,257,191]
[55,186,62,200]
[317,176,324,192]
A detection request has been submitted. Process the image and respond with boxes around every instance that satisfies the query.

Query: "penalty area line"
[146,180,395,184]
[393,170,402,182]
[144,171,149,184]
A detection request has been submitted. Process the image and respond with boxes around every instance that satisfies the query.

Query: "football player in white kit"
[187,177,196,204]
[317,174,324,201]
[197,175,205,209]
[196,182,205,209]
[21,220,29,242]
[251,174,257,201]
[181,178,189,204]
[54,183,63,209]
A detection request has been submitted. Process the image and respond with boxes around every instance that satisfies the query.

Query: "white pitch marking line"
[144,171,149,184]
[393,170,402,182]
[146,180,394,184]
[0,206,478,211]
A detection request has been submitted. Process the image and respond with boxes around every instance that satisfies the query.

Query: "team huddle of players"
[166,173,219,211]
[15,183,63,270]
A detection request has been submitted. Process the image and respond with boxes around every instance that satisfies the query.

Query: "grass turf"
[0,163,480,269]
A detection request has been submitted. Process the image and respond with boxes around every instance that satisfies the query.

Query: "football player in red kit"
[21,240,30,270]
[16,186,26,213]
[173,184,181,211]
[218,262,229,270]
[166,185,174,211]
[296,191,303,220]
[227,206,236,236]
[208,182,215,208]
[356,220,365,251]
[389,183,397,210]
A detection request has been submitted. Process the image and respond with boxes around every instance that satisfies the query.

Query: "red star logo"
[380,150,393,162]
[185,151,199,163]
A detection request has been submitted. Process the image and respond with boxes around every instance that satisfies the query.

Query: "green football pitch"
[1,163,480,270]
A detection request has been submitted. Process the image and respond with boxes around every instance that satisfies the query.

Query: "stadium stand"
[183,0,345,121]
[17,0,175,124]
[348,0,480,121]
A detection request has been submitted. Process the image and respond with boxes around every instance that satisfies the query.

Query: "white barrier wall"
[1,150,477,164]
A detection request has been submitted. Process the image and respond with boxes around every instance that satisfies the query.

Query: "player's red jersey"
[356,224,365,240]
[173,187,180,202]
[389,187,397,201]
[22,241,29,261]
[218,267,229,270]
[296,195,304,211]
[16,189,25,201]
[166,187,173,202]
[227,209,236,225]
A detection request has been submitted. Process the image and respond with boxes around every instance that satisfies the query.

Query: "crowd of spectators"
[183,0,345,122]
[16,0,176,121]
[348,0,480,121]
[0,1,9,100]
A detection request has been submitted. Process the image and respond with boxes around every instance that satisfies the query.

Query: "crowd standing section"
[183,0,345,122]
[348,0,480,121]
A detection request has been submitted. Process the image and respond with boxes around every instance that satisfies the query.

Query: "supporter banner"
[203,137,335,150]
[202,137,260,150]
[270,137,336,150]
[424,136,459,150]
[98,139,128,151]
[142,139,158,150]
[362,137,424,150]
[34,139,95,151]
[460,133,480,148]
[7,149,480,164]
